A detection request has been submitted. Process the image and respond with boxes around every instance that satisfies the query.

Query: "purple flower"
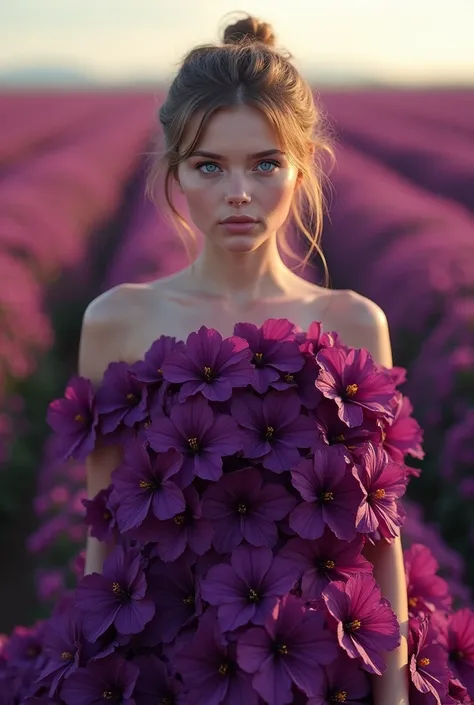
[233,318,304,394]
[143,556,202,644]
[315,347,397,427]
[131,335,185,414]
[313,397,382,460]
[146,395,242,485]
[273,352,323,408]
[444,609,474,697]
[408,617,450,705]
[74,545,155,641]
[161,326,254,402]
[280,529,372,600]
[404,544,452,616]
[307,652,371,705]
[201,546,299,632]
[81,485,116,543]
[355,443,407,540]
[289,445,365,542]
[202,467,297,553]
[47,376,98,462]
[322,574,401,675]
[237,595,337,705]
[60,652,139,705]
[381,392,425,463]
[231,389,316,472]
[111,444,184,533]
[175,609,258,705]
[37,610,81,696]
[150,486,213,562]
[95,362,148,433]
[132,654,183,705]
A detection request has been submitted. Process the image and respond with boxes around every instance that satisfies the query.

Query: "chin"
[217,232,272,254]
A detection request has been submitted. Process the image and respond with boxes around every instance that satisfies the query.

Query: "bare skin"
[79,104,408,705]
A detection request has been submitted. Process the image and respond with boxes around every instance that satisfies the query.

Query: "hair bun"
[223,14,276,48]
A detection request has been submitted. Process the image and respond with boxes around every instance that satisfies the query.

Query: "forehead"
[184,104,282,154]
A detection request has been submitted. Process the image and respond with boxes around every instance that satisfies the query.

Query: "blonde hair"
[145,13,336,285]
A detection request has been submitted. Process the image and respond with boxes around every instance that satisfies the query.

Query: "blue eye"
[196,162,221,174]
[257,160,279,172]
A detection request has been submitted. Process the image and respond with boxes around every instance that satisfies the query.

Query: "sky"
[1,0,473,86]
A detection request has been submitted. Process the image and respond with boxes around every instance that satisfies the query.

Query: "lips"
[220,215,258,224]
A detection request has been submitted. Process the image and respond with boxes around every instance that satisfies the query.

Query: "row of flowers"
[0,91,158,470]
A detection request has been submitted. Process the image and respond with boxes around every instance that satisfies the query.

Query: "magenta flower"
[289,445,365,541]
[381,392,425,463]
[272,352,322,409]
[74,545,155,642]
[322,574,401,675]
[150,486,213,562]
[233,318,304,394]
[315,347,397,427]
[132,654,184,705]
[95,362,148,433]
[280,529,372,600]
[408,617,450,705]
[202,467,296,552]
[111,444,184,533]
[355,443,407,540]
[143,556,202,644]
[404,544,452,616]
[161,326,254,402]
[146,395,242,485]
[307,652,371,705]
[445,609,474,697]
[46,376,98,462]
[237,595,337,705]
[231,389,316,472]
[175,609,258,705]
[81,485,116,543]
[60,652,139,705]
[201,546,299,632]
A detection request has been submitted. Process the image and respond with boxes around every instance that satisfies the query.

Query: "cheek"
[263,173,298,218]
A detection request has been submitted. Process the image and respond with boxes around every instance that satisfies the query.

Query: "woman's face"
[176,104,301,254]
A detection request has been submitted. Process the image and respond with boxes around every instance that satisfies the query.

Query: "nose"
[225,178,251,206]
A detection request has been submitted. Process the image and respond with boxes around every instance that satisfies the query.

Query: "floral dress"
[2,319,473,705]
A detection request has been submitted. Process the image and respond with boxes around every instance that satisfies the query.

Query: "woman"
[78,14,410,705]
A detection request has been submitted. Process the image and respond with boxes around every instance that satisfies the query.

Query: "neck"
[188,235,293,305]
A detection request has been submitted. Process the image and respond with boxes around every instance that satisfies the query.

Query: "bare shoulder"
[330,290,393,368]
[78,283,151,383]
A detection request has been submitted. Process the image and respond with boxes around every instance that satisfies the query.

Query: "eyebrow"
[188,149,285,160]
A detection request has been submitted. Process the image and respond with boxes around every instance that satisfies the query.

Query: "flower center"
[331,692,348,703]
[157,367,163,375]
[417,657,430,667]
[218,662,229,676]
[103,691,115,700]
[103,510,111,520]
[139,480,156,491]
[275,643,288,656]
[143,417,151,429]
[408,596,418,608]
[284,373,294,383]
[323,559,335,569]
[237,503,248,514]
[126,392,138,404]
[253,352,264,366]
[248,588,260,603]
[344,619,361,632]
[112,582,125,597]
[345,383,358,397]
[371,488,386,500]
[61,651,73,660]
[182,595,194,605]
[203,366,213,382]
[334,434,345,443]
[74,413,84,422]
[451,650,465,661]
[321,491,334,502]
[188,437,199,453]
[265,426,275,440]
[174,513,186,525]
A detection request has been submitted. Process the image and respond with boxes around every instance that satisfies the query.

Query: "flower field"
[0,87,472,635]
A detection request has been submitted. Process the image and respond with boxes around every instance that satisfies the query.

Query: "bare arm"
[78,291,130,575]
[350,295,409,705]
